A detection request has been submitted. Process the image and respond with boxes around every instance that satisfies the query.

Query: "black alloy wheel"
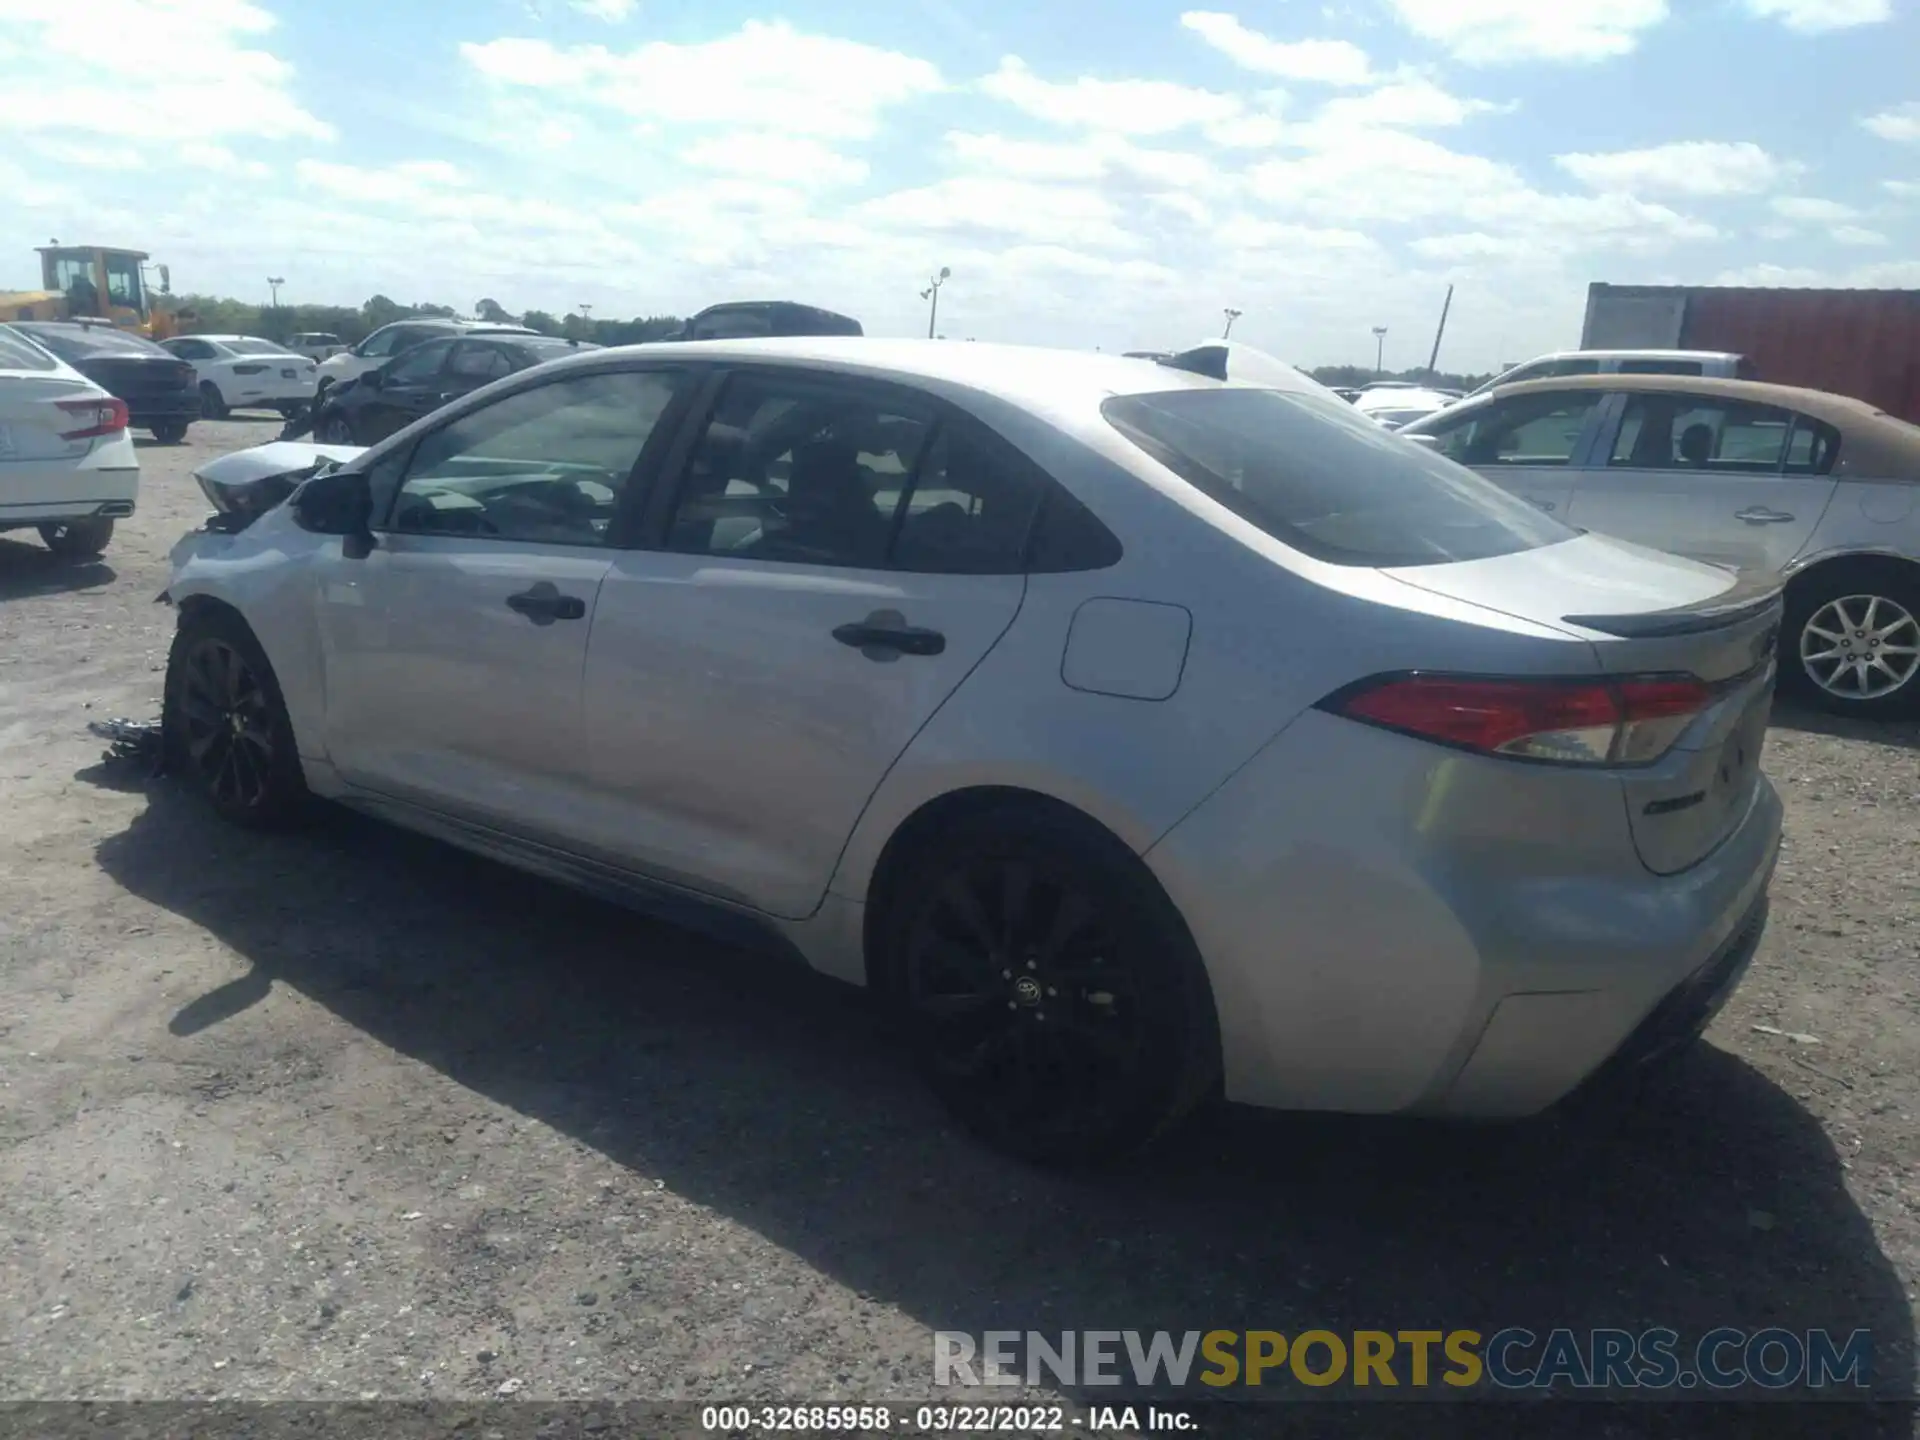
[165,611,308,827]
[889,810,1219,1164]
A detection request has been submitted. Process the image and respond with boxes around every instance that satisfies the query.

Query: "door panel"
[1423,389,1608,520]
[319,535,612,840]
[576,368,1043,919]
[579,557,1023,917]
[317,364,690,844]
[1566,393,1839,573]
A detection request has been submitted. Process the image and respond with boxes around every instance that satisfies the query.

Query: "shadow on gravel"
[92,787,1916,1436]
[1771,700,1920,754]
[0,536,115,600]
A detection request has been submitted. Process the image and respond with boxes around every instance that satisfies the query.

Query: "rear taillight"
[56,396,129,441]
[1325,673,1712,766]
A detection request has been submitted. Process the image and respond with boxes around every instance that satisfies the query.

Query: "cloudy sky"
[2,0,1916,371]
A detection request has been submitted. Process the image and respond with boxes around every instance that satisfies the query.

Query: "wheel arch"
[858,783,1160,994]
[1782,546,1920,600]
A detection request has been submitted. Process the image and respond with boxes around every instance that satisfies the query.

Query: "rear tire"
[1780,560,1920,720]
[317,413,356,445]
[150,420,189,444]
[199,382,229,420]
[38,518,113,559]
[876,804,1222,1166]
[164,608,310,829]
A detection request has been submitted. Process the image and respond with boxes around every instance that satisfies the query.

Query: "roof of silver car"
[571,336,1317,408]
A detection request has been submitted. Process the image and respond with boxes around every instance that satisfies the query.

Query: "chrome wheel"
[1799,593,1920,701]
[177,638,277,812]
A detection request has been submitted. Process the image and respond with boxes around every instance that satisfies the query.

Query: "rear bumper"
[128,397,200,424]
[1145,709,1783,1118]
[0,465,139,527]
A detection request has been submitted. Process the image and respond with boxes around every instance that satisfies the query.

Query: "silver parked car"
[162,339,1782,1162]
[1402,374,1920,718]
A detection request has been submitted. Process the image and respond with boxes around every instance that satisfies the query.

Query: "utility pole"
[1222,307,1242,339]
[920,266,950,339]
[1425,285,1454,378]
[1372,325,1388,376]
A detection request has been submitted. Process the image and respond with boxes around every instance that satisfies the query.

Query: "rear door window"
[1103,388,1574,568]
[1617,359,1705,375]
[1608,394,1817,474]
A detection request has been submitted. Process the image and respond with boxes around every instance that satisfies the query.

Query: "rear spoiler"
[1156,345,1228,380]
[1564,570,1784,639]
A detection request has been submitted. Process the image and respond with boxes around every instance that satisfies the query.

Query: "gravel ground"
[1,419,1917,1436]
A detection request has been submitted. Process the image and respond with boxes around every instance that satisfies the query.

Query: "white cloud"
[296,159,471,206]
[0,0,331,143]
[856,176,1139,250]
[461,22,943,139]
[1742,0,1891,30]
[1833,224,1890,246]
[1386,0,1669,64]
[1716,258,1920,287]
[1180,12,1373,86]
[570,0,635,18]
[979,56,1242,134]
[1886,179,1920,198]
[683,133,869,187]
[1554,141,1797,196]
[1862,102,1920,143]
[1314,78,1505,129]
[1771,194,1858,221]
[944,131,1216,189]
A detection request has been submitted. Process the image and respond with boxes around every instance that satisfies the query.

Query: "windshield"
[1102,388,1576,568]
[223,338,288,357]
[18,325,169,359]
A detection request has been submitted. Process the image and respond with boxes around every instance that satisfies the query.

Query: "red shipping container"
[1582,284,1920,422]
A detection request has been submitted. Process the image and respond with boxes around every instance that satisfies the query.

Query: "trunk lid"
[0,371,105,463]
[80,355,196,399]
[1383,533,1780,876]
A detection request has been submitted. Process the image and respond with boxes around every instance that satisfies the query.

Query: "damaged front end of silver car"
[155,440,367,607]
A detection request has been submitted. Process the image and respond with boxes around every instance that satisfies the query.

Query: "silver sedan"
[162,338,1782,1163]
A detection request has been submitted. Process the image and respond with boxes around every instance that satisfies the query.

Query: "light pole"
[578,303,593,321]
[1222,307,1242,339]
[267,276,284,309]
[920,266,950,339]
[1371,325,1388,376]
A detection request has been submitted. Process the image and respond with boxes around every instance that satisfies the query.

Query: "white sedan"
[1353,384,1456,429]
[0,323,138,559]
[160,335,318,419]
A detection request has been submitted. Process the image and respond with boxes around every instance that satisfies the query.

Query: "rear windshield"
[1102,388,1576,568]
[0,325,59,371]
[18,325,169,360]
[222,338,286,356]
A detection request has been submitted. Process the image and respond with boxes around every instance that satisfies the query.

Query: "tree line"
[168,293,686,348]
[163,291,1495,388]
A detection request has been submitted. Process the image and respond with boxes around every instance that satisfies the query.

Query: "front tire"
[38,518,113,559]
[878,805,1222,1166]
[150,420,189,444]
[1781,561,1920,720]
[317,412,356,445]
[199,382,229,420]
[164,608,309,828]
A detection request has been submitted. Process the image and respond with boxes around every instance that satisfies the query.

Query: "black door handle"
[506,582,587,625]
[833,618,946,657]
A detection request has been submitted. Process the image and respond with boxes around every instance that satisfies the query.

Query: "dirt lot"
[1,418,1918,1434]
